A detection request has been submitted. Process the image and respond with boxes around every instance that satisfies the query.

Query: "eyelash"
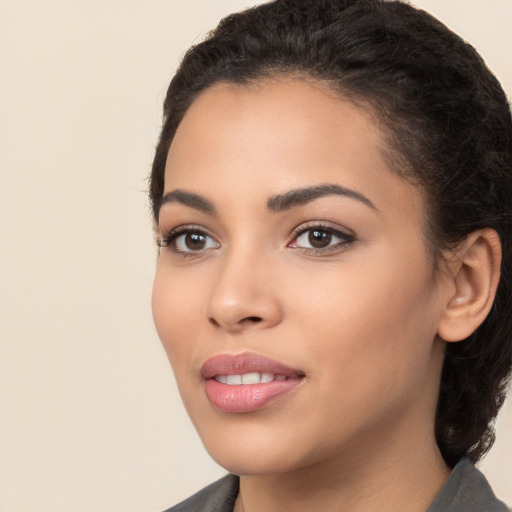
[157,223,355,256]
[157,225,219,257]
[288,222,355,254]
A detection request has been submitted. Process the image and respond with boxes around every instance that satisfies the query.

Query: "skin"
[152,79,457,512]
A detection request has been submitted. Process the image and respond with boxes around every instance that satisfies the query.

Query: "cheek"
[151,264,204,369]
[288,254,439,391]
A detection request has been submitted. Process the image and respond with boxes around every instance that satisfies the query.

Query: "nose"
[206,250,283,332]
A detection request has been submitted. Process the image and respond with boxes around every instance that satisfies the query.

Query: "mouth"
[201,353,306,413]
[215,372,293,384]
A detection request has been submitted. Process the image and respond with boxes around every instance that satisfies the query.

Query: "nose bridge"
[206,240,282,331]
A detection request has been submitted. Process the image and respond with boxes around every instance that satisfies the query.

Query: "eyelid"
[157,224,220,253]
[157,221,354,256]
[288,221,355,252]
[290,221,354,238]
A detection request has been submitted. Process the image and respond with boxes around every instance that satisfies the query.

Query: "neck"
[236,423,450,512]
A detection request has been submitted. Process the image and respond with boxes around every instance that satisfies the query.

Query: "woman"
[150,0,512,510]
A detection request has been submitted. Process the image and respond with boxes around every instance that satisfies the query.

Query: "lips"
[201,353,305,413]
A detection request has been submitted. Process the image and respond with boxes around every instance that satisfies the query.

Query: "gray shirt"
[165,458,509,512]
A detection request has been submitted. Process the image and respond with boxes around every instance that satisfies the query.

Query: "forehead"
[164,78,424,221]
[171,78,384,151]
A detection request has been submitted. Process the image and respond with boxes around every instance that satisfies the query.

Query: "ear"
[437,229,502,343]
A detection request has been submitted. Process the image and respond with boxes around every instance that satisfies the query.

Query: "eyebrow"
[158,183,376,218]
[267,183,377,212]
[159,189,216,215]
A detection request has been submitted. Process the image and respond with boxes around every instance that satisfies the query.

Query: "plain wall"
[0,1,510,511]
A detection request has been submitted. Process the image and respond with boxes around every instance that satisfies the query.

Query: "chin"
[196,421,308,476]
[207,446,300,477]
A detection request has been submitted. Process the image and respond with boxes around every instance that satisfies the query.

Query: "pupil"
[186,233,206,250]
[309,230,331,248]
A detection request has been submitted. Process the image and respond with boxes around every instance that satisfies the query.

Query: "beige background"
[0,1,510,511]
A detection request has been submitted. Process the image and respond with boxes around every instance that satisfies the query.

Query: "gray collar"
[427,458,508,512]
[166,458,508,512]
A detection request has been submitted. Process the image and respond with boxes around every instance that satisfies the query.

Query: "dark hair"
[150,0,512,467]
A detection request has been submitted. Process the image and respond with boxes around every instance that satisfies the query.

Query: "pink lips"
[201,353,305,413]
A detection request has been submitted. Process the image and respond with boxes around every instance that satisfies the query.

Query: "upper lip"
[201,352,305,380]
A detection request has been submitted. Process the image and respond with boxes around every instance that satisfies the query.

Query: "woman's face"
[152,79,449,476]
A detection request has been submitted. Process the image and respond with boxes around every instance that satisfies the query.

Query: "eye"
[289,223,354,253]
[158,227,220,254]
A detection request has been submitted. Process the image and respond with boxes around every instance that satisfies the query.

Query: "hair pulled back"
[150,0,512,467]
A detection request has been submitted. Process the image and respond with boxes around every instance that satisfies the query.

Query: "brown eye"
[289,225,355,253]
[184,232,207,250]
[174,231,220,252]
[308,230,332,248]
[159,228,220,253]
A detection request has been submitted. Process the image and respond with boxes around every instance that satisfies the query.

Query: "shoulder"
[163,474,239,512]
[428,458,509,512]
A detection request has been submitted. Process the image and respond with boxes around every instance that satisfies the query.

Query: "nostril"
[209,318,220,327]
[208,315,264,329]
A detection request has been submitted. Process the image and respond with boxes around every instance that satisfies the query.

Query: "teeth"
[227,375,242,385]
[241,372,260,384]
[214,373,288,385]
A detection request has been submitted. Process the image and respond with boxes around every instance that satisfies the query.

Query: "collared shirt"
[165,458,509,512]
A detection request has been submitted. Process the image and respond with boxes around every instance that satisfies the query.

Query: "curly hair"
[149,0,512,467]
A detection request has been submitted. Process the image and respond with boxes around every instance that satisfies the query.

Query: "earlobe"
[437,229,501,343]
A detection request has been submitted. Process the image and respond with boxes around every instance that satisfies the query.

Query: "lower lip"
[204,378,303,413]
